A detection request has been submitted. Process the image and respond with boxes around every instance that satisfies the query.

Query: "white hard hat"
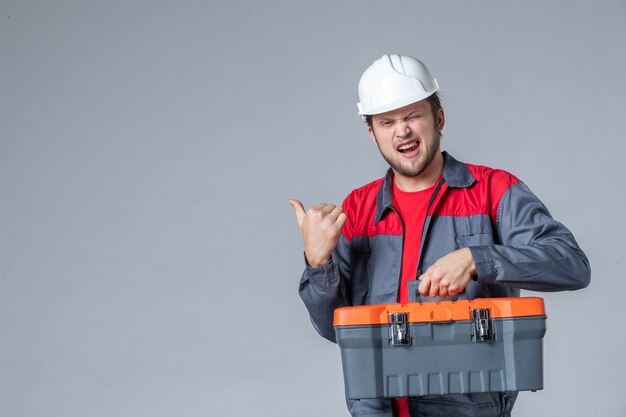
[357,54,439,118]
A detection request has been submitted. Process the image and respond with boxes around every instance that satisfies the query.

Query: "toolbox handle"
[407,280,466,303]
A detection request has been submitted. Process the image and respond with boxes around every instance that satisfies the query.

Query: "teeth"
[398,141,417,151]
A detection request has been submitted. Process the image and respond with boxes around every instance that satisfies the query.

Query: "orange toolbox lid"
[334,297,545,327]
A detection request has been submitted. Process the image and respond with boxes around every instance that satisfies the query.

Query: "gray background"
[1,1,625,416]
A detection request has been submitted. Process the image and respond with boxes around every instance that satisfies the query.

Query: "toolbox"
[333,297,546,399]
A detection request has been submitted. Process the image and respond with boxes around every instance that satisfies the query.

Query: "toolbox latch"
[471,308,493,342]
[389,312,411,346]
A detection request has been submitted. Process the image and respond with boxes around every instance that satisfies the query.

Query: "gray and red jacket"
[298,152,590,416]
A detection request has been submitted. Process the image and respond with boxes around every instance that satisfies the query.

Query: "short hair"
[365,92,442,128]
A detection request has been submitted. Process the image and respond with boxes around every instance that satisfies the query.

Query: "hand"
[288,199,347,268]
[417,248,477,298]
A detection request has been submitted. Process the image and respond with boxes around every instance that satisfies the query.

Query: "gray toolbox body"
[333,297,546,399]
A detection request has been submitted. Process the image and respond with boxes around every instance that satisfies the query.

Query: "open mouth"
[398,141,419,154]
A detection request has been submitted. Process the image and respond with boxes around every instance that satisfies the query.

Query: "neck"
[394,152,444,192]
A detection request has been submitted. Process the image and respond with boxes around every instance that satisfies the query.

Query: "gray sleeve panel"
[469,182,591,291]
[298,234,351,343]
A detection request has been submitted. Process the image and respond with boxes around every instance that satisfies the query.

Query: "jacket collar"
[374,151,475,224]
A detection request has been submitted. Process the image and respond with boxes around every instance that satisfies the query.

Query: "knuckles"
[307,208,323,220]
[303,205,343,239]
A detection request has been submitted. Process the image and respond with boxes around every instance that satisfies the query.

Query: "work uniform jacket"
[299,152,590,417]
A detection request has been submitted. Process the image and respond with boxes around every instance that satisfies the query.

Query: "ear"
[367,125,378,146]
[436,108,445,132]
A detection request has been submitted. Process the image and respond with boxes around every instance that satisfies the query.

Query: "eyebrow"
[377,109,424,124]
[383,111,414,120]
[405,110,422,118]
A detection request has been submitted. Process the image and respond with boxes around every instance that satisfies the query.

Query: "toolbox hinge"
[471,308,493,342]
[389,312,411,346]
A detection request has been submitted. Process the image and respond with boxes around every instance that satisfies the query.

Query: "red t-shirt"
[392,179,437,304]
[391,178,438,417]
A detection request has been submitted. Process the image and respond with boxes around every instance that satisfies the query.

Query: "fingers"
[290,200,345,269]
[317,204,345,221]
[419,275,450,298]
[310,203,338,211]
[428,279,440,298]
[329,205,346,224]
[438,286,449,298]
[416,249,474,298]
[301,202,345,225]
[337,211,347,228]
[418,269,456,298]
[418,277,430,297]
[288,199,306,227]
[288,198,345,235]
[419,277,464,298]
[418,275,464,298]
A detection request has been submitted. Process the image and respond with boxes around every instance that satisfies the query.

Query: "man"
[289,54,590,417]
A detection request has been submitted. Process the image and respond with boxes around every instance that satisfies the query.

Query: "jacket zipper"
[389,205,405,302]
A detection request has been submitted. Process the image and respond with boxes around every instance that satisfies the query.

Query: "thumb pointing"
[288,199,306,227]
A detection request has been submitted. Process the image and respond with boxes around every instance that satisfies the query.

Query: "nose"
[394,121,410,138]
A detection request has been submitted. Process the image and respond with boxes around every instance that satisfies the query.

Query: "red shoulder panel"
[341,178,403,241]
[433,165,520,223]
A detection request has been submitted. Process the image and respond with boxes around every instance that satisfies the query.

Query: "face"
[368,100,444,179]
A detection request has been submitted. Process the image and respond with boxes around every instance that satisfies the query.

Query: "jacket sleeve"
[298,231,352,343]
[469,182,591,291]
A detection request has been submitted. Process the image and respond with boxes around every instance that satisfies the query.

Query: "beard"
[377,132,441,177]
